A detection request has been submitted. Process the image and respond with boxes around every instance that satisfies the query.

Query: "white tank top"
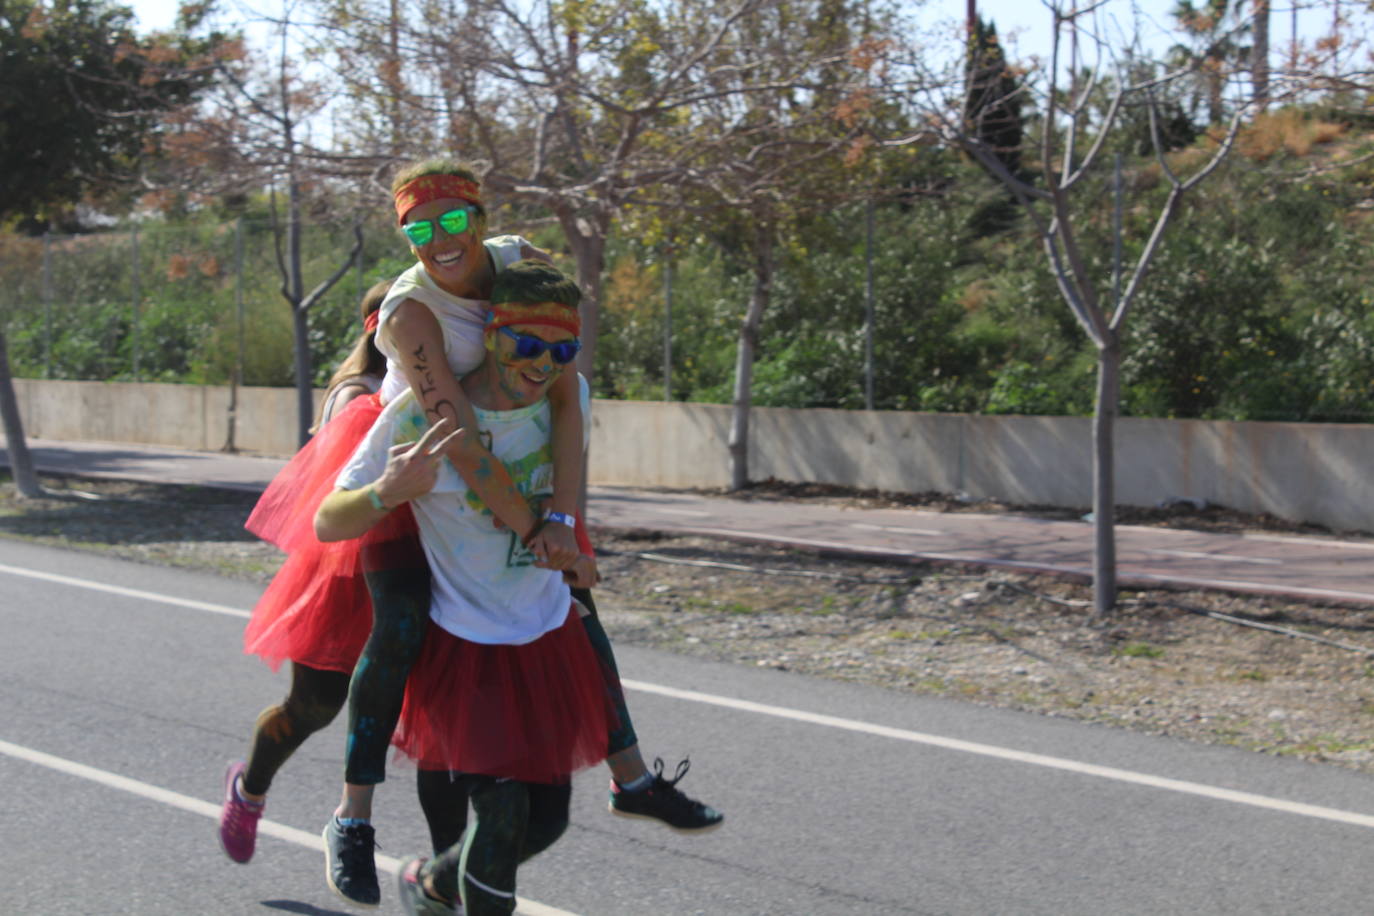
[375,235,528,404]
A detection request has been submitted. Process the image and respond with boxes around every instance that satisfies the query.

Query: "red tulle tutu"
[242,393,419,672]
[246,394,383,558]
[391,609,614,783]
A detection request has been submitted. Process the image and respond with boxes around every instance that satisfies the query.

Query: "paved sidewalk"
[6,436,1374,605]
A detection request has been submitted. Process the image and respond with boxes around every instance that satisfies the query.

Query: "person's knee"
[470,783,528,850]
[522,783,570,859]
[286,691,343,734]
[523,812,567,859]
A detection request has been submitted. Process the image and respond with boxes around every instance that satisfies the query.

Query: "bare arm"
[383,299,542,547]
[519,243,554,264]
[315,418,460,542]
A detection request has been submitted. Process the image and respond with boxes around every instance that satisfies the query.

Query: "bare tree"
[164,0,372,445]
[318,0,857,392]
[881,4,1257,617]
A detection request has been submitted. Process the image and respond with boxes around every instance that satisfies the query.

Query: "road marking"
[1144,549,1282,566]
[653,507,711,517]
[851,523,945,536]
[12,559,1374,832]
[621,680,1374,831]
[0,563,250,618]
[0,738,574,916]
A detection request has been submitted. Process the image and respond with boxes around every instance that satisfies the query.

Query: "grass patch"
[1114,642,1165,659]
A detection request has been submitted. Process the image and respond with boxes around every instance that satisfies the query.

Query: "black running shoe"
[323,817,381,908]
[608,757,724,833]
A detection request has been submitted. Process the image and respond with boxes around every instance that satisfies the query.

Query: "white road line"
[851,523,945,536]
[12,561,1374,835]
[1144,548,1283,566]
[0,563,250,618]
[621,680,1374,831]
[653,507,711,517]
[0,738,574,916]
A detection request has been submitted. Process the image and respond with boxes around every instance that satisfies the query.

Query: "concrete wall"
[13,379,1374,531]
[14,378,317,456]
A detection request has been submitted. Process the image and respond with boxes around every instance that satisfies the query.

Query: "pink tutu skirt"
[242,394,419,673]
[391,609,614,783]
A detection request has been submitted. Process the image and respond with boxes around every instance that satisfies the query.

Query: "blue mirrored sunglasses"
[401,206,472,246]
[498,326,581,365]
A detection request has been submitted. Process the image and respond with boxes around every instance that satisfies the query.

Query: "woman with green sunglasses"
[250,158,721,906]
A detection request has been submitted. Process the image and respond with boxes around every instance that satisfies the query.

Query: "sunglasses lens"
[438,208,470,236]
[403,221,433,246]
[514,336,546,359]
[550,341,580,364]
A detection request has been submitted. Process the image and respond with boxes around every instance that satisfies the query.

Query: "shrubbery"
[4,113,1373,423]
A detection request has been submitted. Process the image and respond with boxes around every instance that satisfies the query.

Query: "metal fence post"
[663,254,673,402]
[224,217,245,452]
[864,197,875,411]
[42,232,52,379]
[131,225,141,380]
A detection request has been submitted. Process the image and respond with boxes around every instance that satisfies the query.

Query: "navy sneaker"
[609,757,724,833]
[323,817,380,907]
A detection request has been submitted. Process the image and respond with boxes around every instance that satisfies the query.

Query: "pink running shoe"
[218,761,265,863]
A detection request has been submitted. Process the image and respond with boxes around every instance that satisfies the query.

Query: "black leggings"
[416,770,570,915]
[344,532,638,786]
[242,662,351,797]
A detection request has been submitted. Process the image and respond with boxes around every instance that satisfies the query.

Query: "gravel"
[8,472,1374,775]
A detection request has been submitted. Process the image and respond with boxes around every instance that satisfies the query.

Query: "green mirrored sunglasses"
[401,206,473,246]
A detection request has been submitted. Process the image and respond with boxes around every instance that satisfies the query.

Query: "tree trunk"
[1091,335,1121,619]
[560,209,608,392]
[0,327,44,498]
[728,224,774,491]
[292,305,313,447]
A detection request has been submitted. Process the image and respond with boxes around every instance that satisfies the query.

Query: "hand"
[562,554,599,589]
[530,520,580,569]
[373,418,463,507]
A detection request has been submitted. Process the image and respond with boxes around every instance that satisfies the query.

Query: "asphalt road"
[8,537,1374,914]
[7,436,1374,606]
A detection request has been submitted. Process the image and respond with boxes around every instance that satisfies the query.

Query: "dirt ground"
[7,472,1374,775]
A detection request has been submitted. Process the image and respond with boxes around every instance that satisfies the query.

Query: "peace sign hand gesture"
[371,417,464,510]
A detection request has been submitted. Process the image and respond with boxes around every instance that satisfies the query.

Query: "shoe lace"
[339,824,379,872]
[650,757,705,811]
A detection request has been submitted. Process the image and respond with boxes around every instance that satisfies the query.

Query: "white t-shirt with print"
[335,377,591,646]
[375,235,529,405]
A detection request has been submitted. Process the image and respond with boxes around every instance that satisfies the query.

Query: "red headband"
[486,302,581,338]
[363,311,380,334]
[393,174,483,224]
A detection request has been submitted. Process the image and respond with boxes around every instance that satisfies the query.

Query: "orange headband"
[486,302,581,338]
[393,174,483,224]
